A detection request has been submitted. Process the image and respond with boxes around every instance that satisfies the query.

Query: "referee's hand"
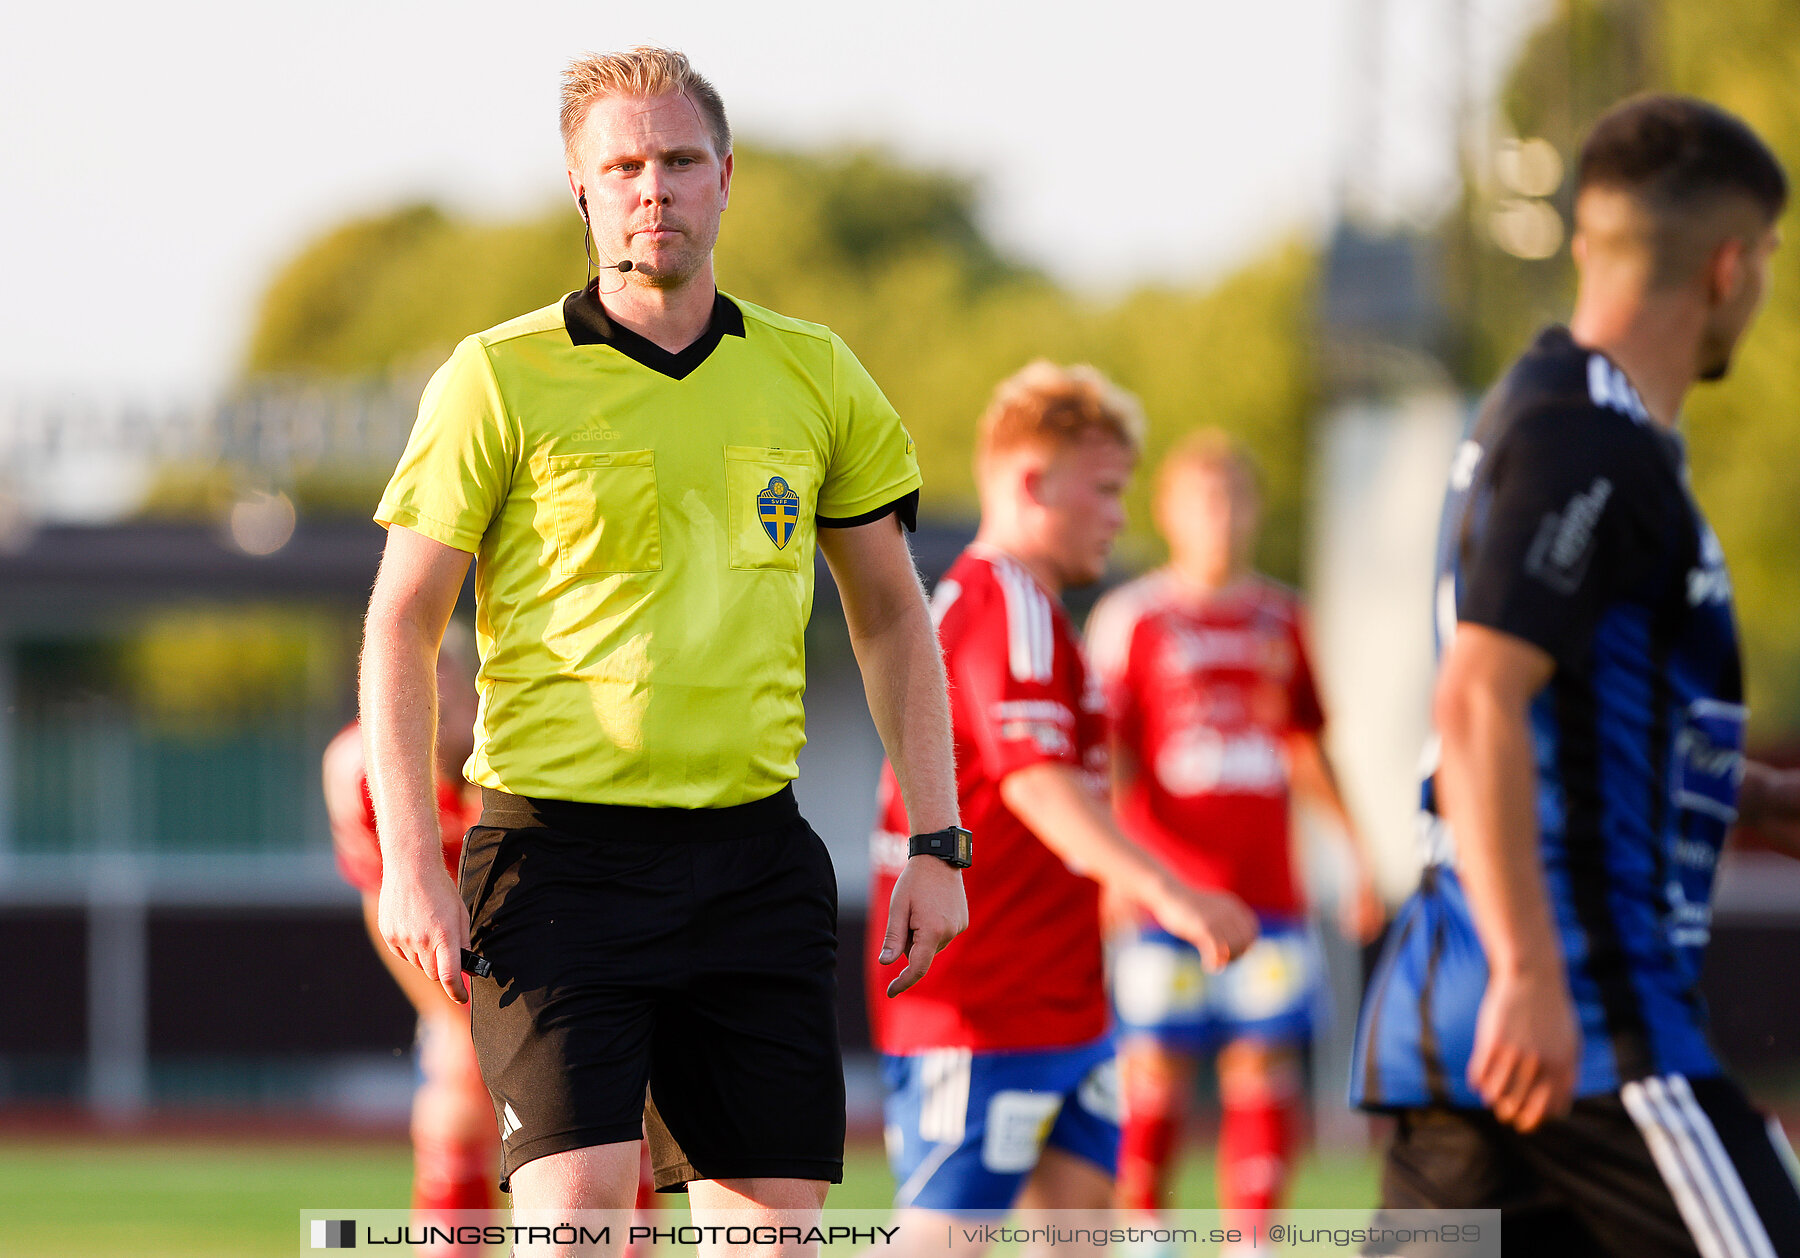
[879,855,969,998]
[379,865,474,1005]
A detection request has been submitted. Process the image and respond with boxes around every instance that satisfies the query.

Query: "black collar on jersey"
[1533,322,1684,460]
[1535,324,1577,355]
[562,284,745,380]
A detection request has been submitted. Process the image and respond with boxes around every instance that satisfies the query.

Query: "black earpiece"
[578,192,589,224]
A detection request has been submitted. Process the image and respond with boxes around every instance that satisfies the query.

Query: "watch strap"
[908,826,973,869]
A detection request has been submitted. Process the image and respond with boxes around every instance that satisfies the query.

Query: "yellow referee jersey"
[376,288,921,808]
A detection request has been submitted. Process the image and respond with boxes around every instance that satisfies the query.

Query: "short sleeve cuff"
[817,471,923,529]
[374,501,484,554]
[1456,606,1567,666]
[817,488,920,532]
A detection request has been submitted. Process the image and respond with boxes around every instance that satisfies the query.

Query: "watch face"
[945,827,972,868]
[912,827,972,868]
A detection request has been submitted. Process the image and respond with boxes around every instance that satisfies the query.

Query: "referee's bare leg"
[511,1152,828,1258]
[688,1176,831,1258]
[509,1144,642,1256]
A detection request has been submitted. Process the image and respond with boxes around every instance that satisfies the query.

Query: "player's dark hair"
[1578,95,1787,223]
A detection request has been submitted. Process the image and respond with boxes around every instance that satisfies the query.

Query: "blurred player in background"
[1353,96,1800,1256]
[323,623,490,1255]
[869,363,1256,1252]
[1085,432,1384,1241]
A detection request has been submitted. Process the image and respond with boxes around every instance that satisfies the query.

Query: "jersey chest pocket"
[548,450,662,576]
[725,446,817,572]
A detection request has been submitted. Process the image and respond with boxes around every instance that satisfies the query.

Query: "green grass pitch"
[0,1138,1378,1256]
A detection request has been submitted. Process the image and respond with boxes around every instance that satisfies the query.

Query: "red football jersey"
[1085,571,1324,915]
[867,545,1110,1054]
[327,721,482,894]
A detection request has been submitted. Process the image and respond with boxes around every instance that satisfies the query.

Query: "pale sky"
[0,0,1543,401]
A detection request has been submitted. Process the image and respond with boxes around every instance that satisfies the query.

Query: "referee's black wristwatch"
[908,826,973,869]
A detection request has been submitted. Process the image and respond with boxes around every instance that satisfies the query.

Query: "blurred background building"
[4,0,1800,1144]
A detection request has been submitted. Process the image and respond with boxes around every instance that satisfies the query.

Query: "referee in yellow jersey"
[360,47,968,1252]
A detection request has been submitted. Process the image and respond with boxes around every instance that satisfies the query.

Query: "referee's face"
[570,92,733,288]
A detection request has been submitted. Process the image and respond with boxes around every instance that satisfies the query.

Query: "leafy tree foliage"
[243,145,1318,581]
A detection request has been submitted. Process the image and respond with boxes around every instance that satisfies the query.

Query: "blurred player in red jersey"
[1085,431,1384,1243]
[323,624,493,1254]
[868,364,1256,1252]
[326,629,673,1254]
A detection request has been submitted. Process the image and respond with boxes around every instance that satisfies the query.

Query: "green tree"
[244,204,574,379]
[1662,0,1800,737]
[242,145,1319,583]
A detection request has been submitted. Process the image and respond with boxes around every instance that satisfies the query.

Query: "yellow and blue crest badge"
[757,476,800,550]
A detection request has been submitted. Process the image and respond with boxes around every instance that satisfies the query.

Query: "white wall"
[1309,391,1466,901]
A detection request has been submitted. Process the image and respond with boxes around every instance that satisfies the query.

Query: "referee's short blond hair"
[976,360,1146,476]
[560,47,732,164]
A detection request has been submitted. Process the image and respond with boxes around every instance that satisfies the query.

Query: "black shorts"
[458,784,845,1192]
[1375,1075,1800,1257]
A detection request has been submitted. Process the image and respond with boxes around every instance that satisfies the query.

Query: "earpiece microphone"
[579,193,635,278]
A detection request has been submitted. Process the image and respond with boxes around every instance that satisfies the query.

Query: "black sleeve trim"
[817,489,919,533]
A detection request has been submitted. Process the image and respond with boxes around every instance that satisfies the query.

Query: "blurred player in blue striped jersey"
[1352,95,1800,1257]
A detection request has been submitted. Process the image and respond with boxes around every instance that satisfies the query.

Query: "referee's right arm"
[361,524,476,1004]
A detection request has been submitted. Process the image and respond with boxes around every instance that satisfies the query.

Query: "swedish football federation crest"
[757,476,800,550]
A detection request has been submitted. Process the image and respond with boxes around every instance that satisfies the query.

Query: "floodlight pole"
[86,717,148,1122]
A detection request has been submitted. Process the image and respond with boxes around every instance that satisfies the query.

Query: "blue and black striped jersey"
[1352,326,1743,1110]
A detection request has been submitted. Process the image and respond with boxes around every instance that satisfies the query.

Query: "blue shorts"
[1111,915,1320,1053]
[881,1038,1120,1213]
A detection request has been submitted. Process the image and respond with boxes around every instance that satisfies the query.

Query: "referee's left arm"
[819,519,966,996]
